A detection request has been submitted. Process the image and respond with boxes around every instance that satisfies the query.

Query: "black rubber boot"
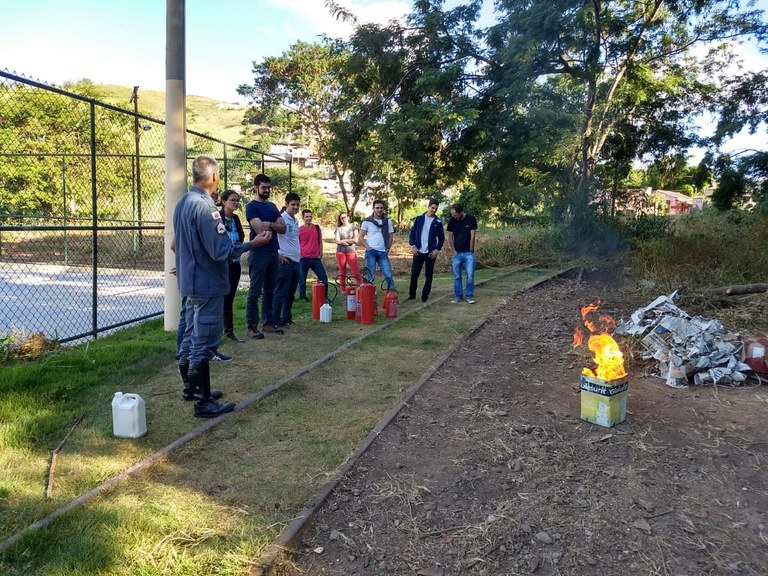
[179,360,192,400]
[223,310,244,343]
[193,361,235,418]
[184,361,223,402]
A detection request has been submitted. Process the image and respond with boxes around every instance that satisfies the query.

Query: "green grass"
[0,267,552,575]
[97,84,249,145]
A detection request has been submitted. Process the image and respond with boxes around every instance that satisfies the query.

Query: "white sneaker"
[467,298,476,304]
[451,298,462,303]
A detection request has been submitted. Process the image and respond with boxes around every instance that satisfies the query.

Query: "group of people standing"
[173,156,478,418]
[406,199,478,305]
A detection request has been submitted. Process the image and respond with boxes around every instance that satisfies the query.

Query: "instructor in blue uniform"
[174,156,271,418]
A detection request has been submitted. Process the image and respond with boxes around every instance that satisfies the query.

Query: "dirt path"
[280,277,768,575]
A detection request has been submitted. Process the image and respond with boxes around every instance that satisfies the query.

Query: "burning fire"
[574,300,627,381]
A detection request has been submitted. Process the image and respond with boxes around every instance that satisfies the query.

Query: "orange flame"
[583,334,627,380]
[580,300,617,334]
[574,301,627,381]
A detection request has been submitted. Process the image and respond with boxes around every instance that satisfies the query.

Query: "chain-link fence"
[0,70,289,344]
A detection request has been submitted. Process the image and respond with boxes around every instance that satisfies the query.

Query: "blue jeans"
[273,259,300,324]
[178,295,224,367]
[451,252,475,299]
[246,251,279,327]
[364,249,395,290]
[299,257,328,300]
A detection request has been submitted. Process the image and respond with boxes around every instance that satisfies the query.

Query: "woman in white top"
[334,213,362,289]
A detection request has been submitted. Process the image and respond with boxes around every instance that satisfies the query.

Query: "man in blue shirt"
[245,174,286,339]
[174,156,271,417]
[407,199,444,303]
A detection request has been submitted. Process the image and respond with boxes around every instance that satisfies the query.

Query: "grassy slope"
[97,84,249,145]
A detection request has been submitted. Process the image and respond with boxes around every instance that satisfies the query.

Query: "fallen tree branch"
[705,283,768,297]
[46,412,86,499]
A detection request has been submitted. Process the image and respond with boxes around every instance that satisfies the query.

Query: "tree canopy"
[239,0,767,222]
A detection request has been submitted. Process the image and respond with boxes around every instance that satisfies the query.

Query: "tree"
[712,68,768,209]
[239,41,377,215]
[714,70,768,145]
[0,79,135,220]
[712,153,746,210]
[711,151,768,210]
[238,1,766,225]
[646,154,692,191]
[479,0,765,230]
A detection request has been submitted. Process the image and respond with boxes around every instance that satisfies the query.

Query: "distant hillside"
[97,84,250,145]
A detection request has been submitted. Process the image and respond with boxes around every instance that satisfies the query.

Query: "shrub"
[0,330,58,364]
[477,224,568,268]
[628,210,768,289]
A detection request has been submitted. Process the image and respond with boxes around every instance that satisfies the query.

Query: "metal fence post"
[131,155,138,266]
[90,101,98,340]
[62,154,69,265]
[223,142,228,189]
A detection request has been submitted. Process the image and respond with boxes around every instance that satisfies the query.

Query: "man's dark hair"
[428,199,440,207]
[302,209,312,217]
[373,199,386,208]
[451,203,464,213]
[254,173,271,186]
[285,192,300,204]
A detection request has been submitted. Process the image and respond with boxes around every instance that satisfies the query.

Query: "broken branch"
[46,412,86,499]
[706,283,768,297]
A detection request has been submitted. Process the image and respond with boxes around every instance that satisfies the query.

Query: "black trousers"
[409,252,435,300]
[224,262,242,318]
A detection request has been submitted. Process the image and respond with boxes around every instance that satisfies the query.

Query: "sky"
[0,0,765,157]
[0,0,411,102]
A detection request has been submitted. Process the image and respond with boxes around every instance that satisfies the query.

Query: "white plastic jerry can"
[320,302,332,323]
[112,392,147,438]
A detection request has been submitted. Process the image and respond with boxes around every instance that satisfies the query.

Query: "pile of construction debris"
[615,292,757,387]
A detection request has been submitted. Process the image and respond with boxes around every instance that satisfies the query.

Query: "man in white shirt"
[274,192,301,327]
[359,199,395,289]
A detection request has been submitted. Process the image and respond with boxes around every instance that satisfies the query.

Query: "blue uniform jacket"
[173,186,251,298]
[408,212,445,253]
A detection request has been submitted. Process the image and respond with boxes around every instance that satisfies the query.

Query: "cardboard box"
[580,374,628,427]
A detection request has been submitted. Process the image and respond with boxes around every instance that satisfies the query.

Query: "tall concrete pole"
[164,0,186,331]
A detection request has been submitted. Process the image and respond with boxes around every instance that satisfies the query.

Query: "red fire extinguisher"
[311,282,325,321]
[357,268,370,323]
[383,288,399,318]
[337,275,357,320]
[357,282,375,325]
[346,283,357,320]
[355,285,363,322]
